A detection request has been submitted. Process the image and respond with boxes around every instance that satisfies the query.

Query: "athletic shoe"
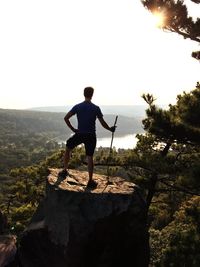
[86,180,98,189]
[58,169,69,179]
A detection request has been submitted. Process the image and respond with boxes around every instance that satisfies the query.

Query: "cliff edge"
[18,168,149,267]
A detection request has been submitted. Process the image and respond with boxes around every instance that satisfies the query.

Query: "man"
[59,87,116,189]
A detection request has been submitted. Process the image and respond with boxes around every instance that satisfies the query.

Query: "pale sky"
[0,0,199,109]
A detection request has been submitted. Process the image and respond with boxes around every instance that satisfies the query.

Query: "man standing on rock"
[59,87,116,189]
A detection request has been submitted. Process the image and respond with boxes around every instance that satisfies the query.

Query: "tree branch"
[160,180,200,196]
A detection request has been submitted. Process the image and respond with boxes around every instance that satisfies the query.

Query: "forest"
[1,0,200,266]
[0,108,143,173]
[1,82,200,266]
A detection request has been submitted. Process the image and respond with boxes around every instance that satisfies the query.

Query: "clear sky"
[0,0,199,109]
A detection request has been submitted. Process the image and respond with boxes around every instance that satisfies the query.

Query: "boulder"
[18,168,149,267]
[0,235,17,267]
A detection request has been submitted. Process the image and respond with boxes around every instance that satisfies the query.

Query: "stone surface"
[18,168,149,267]
[48,168,136,194]
[0,235,17,267]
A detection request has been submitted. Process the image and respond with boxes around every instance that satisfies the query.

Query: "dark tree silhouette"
[142,82,200,145]
[141,0,200,60]
[140,82,200,210]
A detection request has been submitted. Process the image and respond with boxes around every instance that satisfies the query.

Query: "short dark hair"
[84,87,94,98]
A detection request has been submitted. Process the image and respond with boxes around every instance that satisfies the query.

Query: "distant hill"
[28,105,149,118]
[0,108,144,141]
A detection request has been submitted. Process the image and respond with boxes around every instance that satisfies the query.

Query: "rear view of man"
[59,87,116,189]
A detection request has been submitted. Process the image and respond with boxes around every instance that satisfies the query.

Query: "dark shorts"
[66,133,97,156]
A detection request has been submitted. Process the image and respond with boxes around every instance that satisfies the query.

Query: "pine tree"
[142,82,200,145]
[141,0,200,60]
[140,83,200,207]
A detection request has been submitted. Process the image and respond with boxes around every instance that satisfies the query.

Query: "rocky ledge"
[18,168,149,267]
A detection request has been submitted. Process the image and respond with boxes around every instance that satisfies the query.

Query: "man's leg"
[85,134,97,188]
[86,155,97,189]
[63,147,72,170]
[87,155,94,182]
[58,146,72,178]
[61,133,80,174]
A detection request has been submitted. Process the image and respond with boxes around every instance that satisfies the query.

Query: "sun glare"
[152,12,165,28]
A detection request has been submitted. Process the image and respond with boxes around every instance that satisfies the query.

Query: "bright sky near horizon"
[0,0,199,109]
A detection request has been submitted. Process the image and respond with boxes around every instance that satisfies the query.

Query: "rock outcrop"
[18,169,149,267]
[0,211,18,267]
[0,235,17,267]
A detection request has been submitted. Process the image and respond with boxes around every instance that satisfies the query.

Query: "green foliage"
[150,196,200,266]
[0,108,70,136]
[0,156,55,234]
[0,133,61,174]
[0,108,68,173]
[142,83,200,145]
[10,204,36,234]
[138,86,200,201]
[138,81,200,265]
[1,89,200,266]
[172,82,200,128]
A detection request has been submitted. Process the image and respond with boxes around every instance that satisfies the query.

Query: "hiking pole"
[102,115,118,192]
[109,115,118,154]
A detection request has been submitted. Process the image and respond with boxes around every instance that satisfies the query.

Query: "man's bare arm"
[64,112,78,133]
[98,117,116,132]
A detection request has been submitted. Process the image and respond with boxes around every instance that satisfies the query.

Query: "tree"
[142,83,200,145]
[150,196,200,266]
[132,87,200,264]
[141,0,200,60]
[139,84,200,209]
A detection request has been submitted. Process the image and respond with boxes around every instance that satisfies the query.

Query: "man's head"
[84,87,94,99]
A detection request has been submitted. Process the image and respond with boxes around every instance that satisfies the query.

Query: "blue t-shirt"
[70,101,103,134]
